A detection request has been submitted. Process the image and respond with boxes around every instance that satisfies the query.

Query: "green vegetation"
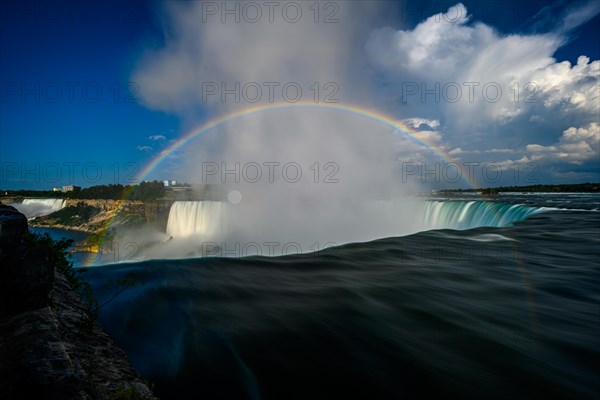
[19,233,151,396]
[113,380,155,399]
[46,204,101,226]
[113,211,147,228]
[70,181,166,200]
[0,190,64,199]
[26,232,139,333]
[441,182,600,193]
[2,180,168,201]
[68,184,125,200]
[127,181,166,201]
[25,232,76,283]
[480,188,499,196]
[114,384,139,400]
[114,381,154,400]
[40,201,149,235]
[24,232,98,331]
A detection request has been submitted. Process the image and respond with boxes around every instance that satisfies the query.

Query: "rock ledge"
[0,204,158,400]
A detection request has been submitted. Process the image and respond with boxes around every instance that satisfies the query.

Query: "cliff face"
[142,200,174,231]
[30,200,146,234]
[0,205,158,400]
[29,199,174,234]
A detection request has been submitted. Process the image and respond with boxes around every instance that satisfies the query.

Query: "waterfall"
[13,198,66,218]
[166,201,227,238]
[160,199,543,259]
[165,199,542,242]
[423,201,542,230]
[154,198,547,259]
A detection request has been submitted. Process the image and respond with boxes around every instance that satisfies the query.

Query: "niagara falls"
[1,1,599,400]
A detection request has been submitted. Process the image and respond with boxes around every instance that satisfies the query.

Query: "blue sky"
[1,0,598,190]
[0,0,180,189]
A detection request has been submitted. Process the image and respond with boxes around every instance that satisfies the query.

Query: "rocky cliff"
[0,204,158,400]
[23,199,174,236]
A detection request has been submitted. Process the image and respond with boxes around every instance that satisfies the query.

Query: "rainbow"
[80,102,539,340]
[136,101,464,182]
[82,101,480,266]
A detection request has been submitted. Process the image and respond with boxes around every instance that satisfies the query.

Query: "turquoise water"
[29,227,88,242]
[30,227,91,266]
[78,195,599,399]
[422,200,543,229]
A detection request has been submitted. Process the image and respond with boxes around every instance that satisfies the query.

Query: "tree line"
[441,182,600,193]
[2,181,167,201]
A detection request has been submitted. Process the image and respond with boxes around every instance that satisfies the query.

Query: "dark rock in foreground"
[0,204,28,246]
[0,205,158,399]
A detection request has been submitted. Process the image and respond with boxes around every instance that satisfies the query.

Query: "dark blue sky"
[1,0,598,189]
[394,0,600,62]
[0,0,178,189]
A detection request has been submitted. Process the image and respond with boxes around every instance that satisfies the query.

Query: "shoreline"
[29,223,95,235]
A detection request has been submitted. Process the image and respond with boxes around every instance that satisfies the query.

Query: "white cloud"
[403,118,440,129]
[137,145,153,153]
[525,122,600,165]
[131,1,431,248]
[132,1,599,185]
[366,2,600,180]
[552,0,600,34]
[484,148,516,154]
[367,4,600,131]
[133,2,381,115]
[412,129,443,144]
[471,122,599,181]
[529,56,599,115]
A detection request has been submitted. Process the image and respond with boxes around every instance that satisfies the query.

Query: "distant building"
[52,187,61,192]
[171,180,177,186]
[164,180,170,187]
[61,185,81,192]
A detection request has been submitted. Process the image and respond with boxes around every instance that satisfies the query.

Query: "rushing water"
[162,199,546,256]
[421,200,543,230]
[11,198,66,218]
[80,194,599,399]
[166,201,228,238]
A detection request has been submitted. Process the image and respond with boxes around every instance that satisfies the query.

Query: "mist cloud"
[131,1,426,253]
